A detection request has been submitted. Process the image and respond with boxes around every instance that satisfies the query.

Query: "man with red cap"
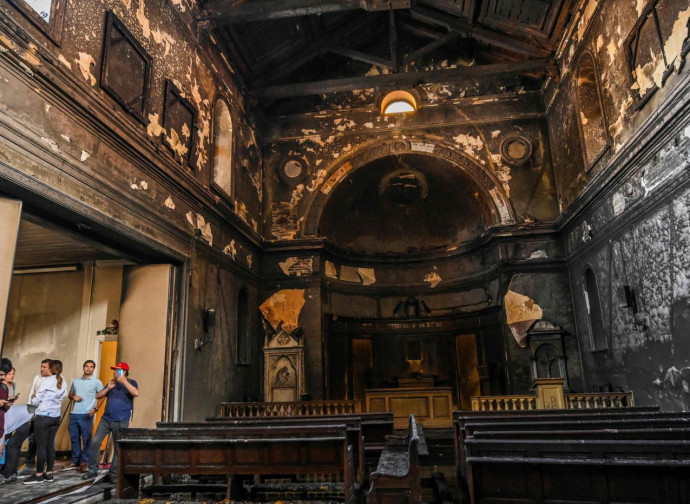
[82,362,138,483]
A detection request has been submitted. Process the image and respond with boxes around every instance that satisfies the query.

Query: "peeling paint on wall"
[424,272,442,288]
[146,113,165,137]
[165,127,189,159]
[75,53,96,86]
[270,202,299,240]
[321,162,353,195]
[41,137,60,152]
[307,169,327,192]
[612,192,626,216]
[505,287,543,347]
[185,211,213,245]
[57,54,72,69]
[339,266,361,283]
[259,289,306,333]
[290,184,305,206]
[653,365,690,411]
[664,7,690,70]
[324,260,337,279]
[223,239,237,259]
[608,96,634,147]
[235,200,256,231]
[130,179,148,191]
[452,133,484,157]
[279,257,313,277]
[357,268,376,286]
[164,196,175,210]
[606,40,618,64]
[634,51,666,97]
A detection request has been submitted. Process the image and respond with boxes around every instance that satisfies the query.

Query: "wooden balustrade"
[565,392,634,409]
[471,379,635,411]
[471,395,537,412]
[218,400,358,418]
[471,391,634,411]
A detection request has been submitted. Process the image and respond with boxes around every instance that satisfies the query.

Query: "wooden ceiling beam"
[409,5,551,58]
[398,19,444,39]
[254,58,550,98]
[402,29,461,66]
[389,10,399,72]
[250,14,383,85]
[331,48,394,70]
[201,0,414,23]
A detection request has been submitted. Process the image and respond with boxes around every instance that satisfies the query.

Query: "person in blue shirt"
[68,360,103,471]
[82,362,138,483]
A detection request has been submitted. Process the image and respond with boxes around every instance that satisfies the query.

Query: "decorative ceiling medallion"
[278,156,308,185]
[500,135,533,166]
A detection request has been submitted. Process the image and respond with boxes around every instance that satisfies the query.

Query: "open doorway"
[0,207,179,457]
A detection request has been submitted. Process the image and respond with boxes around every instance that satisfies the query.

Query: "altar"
[364,383,454,429]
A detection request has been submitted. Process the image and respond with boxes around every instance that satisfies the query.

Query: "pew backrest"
[366,414,422,504]
[117,423,356,501]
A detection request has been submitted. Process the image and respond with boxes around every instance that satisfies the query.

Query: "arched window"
[236,287,250,364]
[576,54,608,168]
[212,99,233,198]
[584,268,607,351]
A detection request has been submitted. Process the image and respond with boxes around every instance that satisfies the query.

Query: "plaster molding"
[300,137,517,238]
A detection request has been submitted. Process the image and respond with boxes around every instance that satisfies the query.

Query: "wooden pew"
[453,407,665,470]
[472,426,690,441]
[454,408,690,504]
[464,435,690,504]
[209,411,393,477]
[366,414,424,504]
[157,416,366,486]
[117,423,356,503]
[464,415,690,438]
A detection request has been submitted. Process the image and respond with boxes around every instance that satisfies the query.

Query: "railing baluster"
[468,391,633,412]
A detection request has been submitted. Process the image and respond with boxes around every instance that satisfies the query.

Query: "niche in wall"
[584,267,607,352]
[575,53,609,169]
[212,99,234,199]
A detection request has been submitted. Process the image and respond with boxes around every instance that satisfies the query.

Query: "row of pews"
[115,403,690,503]
[117,412,428,503]
[455,406,690,504]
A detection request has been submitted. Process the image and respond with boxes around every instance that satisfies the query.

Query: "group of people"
[0,357,138,486]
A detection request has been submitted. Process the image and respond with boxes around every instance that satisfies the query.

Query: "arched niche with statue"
[527,320,570,391]
[263,327,306,402]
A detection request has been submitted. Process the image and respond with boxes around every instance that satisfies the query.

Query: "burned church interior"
[1,0,690,502]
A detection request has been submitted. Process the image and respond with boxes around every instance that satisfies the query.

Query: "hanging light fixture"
[380,90,417,114]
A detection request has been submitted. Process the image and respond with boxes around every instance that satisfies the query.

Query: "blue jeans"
[68,413,94,464]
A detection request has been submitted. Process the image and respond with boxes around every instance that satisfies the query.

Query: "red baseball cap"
[110,362,130,371]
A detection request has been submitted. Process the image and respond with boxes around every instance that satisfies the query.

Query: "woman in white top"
[24,360,67,484]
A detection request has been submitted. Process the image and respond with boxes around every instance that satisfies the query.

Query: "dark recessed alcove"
[318,154,494,255]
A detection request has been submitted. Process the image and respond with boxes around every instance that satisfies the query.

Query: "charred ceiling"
[200,0,575,115]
